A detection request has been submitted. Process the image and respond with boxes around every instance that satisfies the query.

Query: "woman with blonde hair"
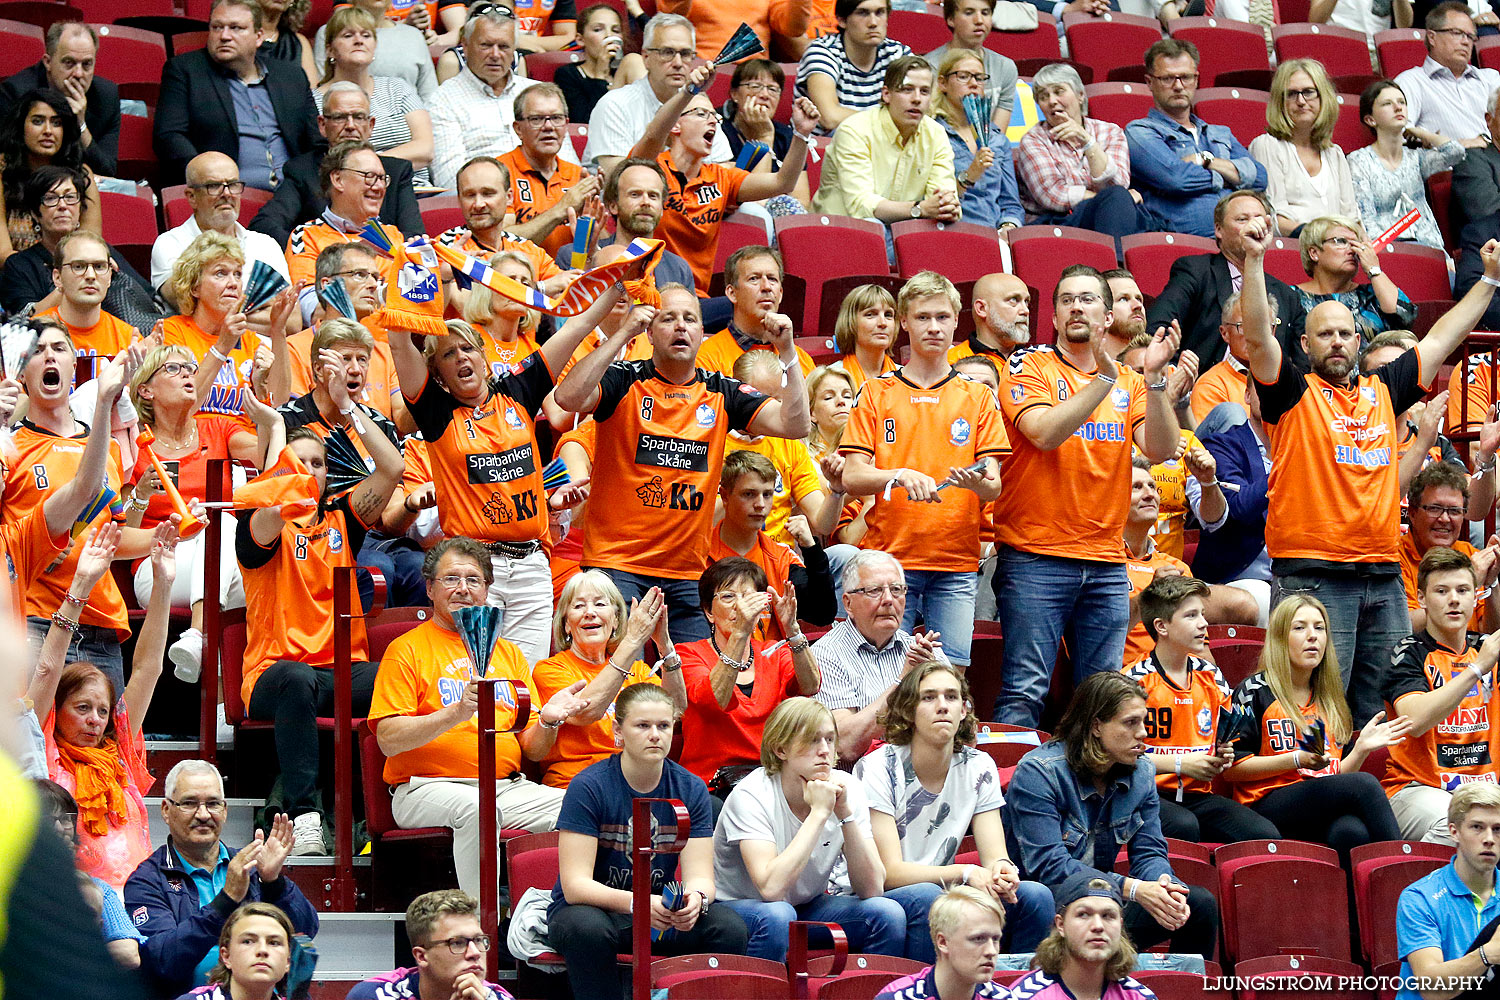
[930,49,1023,233]
[312,0,437,102]
[1223,595,1407,866]
[829,284,897,392]
[460,250,542,379]
[806,365,856,462]
[1249,59,1360,236]
[172,902,296,1000]
[1295,215,1415,337]
[533,571,686,788]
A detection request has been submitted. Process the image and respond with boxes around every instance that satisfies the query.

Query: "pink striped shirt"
[1015,117,1131,218]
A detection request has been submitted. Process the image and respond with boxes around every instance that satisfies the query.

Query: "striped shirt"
[796,34,912,120]
[812,618,918,712]
[316,77,430,186]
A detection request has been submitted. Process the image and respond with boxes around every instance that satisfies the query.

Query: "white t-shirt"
[854,744,1004,868]
[713,766,872,906]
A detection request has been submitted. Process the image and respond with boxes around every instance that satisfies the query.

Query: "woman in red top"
[677,556,820,793]
[1222,595,1407,864]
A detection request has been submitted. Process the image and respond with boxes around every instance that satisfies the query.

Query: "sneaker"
[215,704,233,746]
[169,628,204,683]
[290,812,326,857]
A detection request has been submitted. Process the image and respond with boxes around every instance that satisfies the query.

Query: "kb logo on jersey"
[1111,386,1130,412]
[949,417,970,445]
[505,407,523,429]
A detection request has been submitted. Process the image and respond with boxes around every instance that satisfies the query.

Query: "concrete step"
[309,912,403,979]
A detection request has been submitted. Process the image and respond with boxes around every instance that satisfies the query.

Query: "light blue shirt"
[1396,859,1500,1000]
[938,115,1024,230]
[225,62,289,190]
[172,841,231,986]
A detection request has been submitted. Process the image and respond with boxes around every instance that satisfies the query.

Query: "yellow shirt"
[724,433,825,547]
[811,107,958,219]
[1141,429,1201,560]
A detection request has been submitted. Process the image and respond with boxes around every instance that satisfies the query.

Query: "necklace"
[154,423,200,452]
[710,633,754,672]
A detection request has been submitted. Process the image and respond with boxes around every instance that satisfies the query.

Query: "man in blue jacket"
[124,760,319,997]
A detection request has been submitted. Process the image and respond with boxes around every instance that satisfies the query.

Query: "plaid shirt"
[1015,116,1130,219]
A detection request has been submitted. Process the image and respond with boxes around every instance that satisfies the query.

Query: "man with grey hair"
[813,550,947,763]
[1394,2,1498,151]
[124,760,319,997]
[501,81,589,255]
[582,13,733,174]
[950,272,1030,364]
[429,7,540,189]
[0,20,120,175]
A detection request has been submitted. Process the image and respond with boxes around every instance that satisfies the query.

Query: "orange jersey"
[549,420,595,599]
[236,496,371,706]
[404,358,555,544]
[584,361,771,579]
[947,336,1008,366]
[1385,630,1500,795]
[841,369,1010,572]
[4,424,128,634]
[437,226,563,284]
[1191,358,1249,424]
[532,647,657,788]
[498,147,582,260]
[286,220,399,289]
[832,352,897,391]
[695,329,817,381]
[707,523,802,641]
[36,307,134,359]
[1123,653,1232,794]
[368,619,535,785]
[1123,542,1192,666]
[996,347,1147,562]
[1447,350,1497,434]
[678,636,802,781]
[559,329,652,379]
[1145,430,1200,560]
[656,150,748,295]
[1258,350,1425,563]
[723,433,823,547]
[403,435,432,492]
[1399,535,1489,628]
[157,315,262,422]
[474,325,541,380]
[0,505,69,622]
[1227,673,1345,806]
[287,327,400,421]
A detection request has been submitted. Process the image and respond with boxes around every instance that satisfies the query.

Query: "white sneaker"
[216,704,233,745]
[290,812,326,857]
[170,628,204,683]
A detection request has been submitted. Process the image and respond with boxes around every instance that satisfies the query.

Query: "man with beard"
[596,157,695,292]
[949,273,1029,364]
[1240,217,1500,727]
[1004,873,1158,1000]
[124,760,318,997]
[1102,269,1146,361]
[991,265,1180,726]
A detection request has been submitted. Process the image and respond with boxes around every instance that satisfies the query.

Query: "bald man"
[948,272,1031,364]
[151,151,289,299]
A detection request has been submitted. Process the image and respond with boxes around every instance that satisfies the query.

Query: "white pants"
[1390,782,1457,845]
[1225,578,1271,628]
[485,549,552,666]
[391,774,564,897]
[133,516,246,611]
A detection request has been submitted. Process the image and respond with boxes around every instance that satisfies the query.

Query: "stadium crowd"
[10,0,1500,996]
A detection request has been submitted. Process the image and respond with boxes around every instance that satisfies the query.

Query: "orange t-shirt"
[1123,541,1192,666]
[996,347,1147,562]
[832,352,896,392]
[532,647,658,788]
[4,424,128,635]
[1227,673,1345,805]
[367,619,535,785]
[1191,358,1249,424]
[584,361,771,579]
[694,329,817,381]
[0,504,69,622]
[157,314,262,422]
[946,336,1007,367]
[1448,350,1496,435]
[236,497,371,706]
[1122,653,1232,794]
[403,357,555,544]
[437,226,563,285]
[1258,350,1423,563]
[678,636,802,781]
[37,307,134,360]
[841,369,1010,573]
[656,150,748,296]
[549,420,595,599]
[499,147,583,260]
[1384,629,1500,797]
[287,327,400,421]
[1399,534,1488,628]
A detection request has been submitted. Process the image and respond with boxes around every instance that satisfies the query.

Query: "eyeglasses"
[1432,26,1478,42]
[437,574,488,590]
[1321,236,1354,247]
[188,180,246,196]
[737,81,781,94]
[1057,293,1102,307]
[713,590,751,605]
[679,108,720,122]
[646,46,695,61]
[1418,503,1467,519]
[40,191,82,207]
[466,0,515,20]
[848,583,908,599]
[519,113,567,127]
[1225,318,1283,329]
[157,361,200,377]
[1148,72,1198,87]
[323,112,371,124]
[339,166,389,188]
[432,935,491,955]
[166,797,228,814]
[61,260,112,276]
[1284,87,1320,103]
[333,268,382,283]
[945,70,989,83]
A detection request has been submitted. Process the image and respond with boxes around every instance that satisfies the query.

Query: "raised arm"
[1135,320,1184,463]
[627,64,713,160]
[1238,219,1284,385]
[738,98,818,202]
[1416,239,1500,387]
[42,348,137,538]
[743,313,812,439]
[121,524,178,733]
[539,279,634,375]
[553,305,655,413]
[26,524,118,703]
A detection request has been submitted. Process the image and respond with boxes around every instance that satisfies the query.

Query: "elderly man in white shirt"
[1395,1,1500,148]
[582,13,732,176]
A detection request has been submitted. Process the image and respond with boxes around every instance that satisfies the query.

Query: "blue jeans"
[899,570,978,666]
[721,893,906,961]
[1034,185,1147,257]
[358,532,428,608]
[1271,568,1408,728]
[27,618,125,700]
[993,547,1129,726]
[590,567,710,643]
[886,879,1054,962]
[825,543,860,620]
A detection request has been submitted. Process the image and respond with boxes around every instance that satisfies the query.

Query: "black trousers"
[246,659,378,816]
[548,901,750,999]
[1158,790,1282,843]
[1124,884,1219,960]
[1253,773,1400,868]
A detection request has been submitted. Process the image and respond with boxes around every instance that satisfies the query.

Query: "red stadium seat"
[1271,23,1374,79]
[1005,224,1116,338]
[1214,838,1340,867]
[1219,857,1351,963]
[1332,94,1369,155]
[0,2,83,30]
[814,273,903,342]
[1235,956,1369,1000]
[75,0,175,19]
[1481,35,1500,70]
[93,23,167,86]
[1082,82,1155,129]
[1350,845,1450,966]
[418,194,465,239]
[1262,234,1306,285]
[566,122,588,160]
[1134,971,1233,999]
[804,132,834,194]
[711,211,772,287]
[986,13,1062,61]
[115,113,155,184]
[1122,232,1218,297]
[1427,170,1455,251]
[889,8,952,51]
[1064,12,1162,85]
[99,187,159,257]
[524,49,579,83]
[817,972,905,999]
[975,725,1049,768]
[775,214,890,336]
[1206,623,1265,644]
[1207,638,1261,686]
[807,954,924,978]
[891,220,1004,281]
[505,832,568,970]
[1375,28,1427,77]
[170,30,208,54]
[1168,18,1271,87]
[1379,240,1452,301]
[967,636,1005,719]
[1194,87,1270,147]
[0,19,43,76]
[794,335,839,364]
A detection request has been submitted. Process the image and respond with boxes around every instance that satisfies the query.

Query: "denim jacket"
[1125,107,1267,237]
[1003,740,1174,892]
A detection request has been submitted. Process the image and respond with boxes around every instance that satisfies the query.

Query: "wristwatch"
[1198,150,1214,168]
[909,202,922,219]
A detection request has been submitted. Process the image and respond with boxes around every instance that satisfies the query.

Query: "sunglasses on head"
[466,1,515,19]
